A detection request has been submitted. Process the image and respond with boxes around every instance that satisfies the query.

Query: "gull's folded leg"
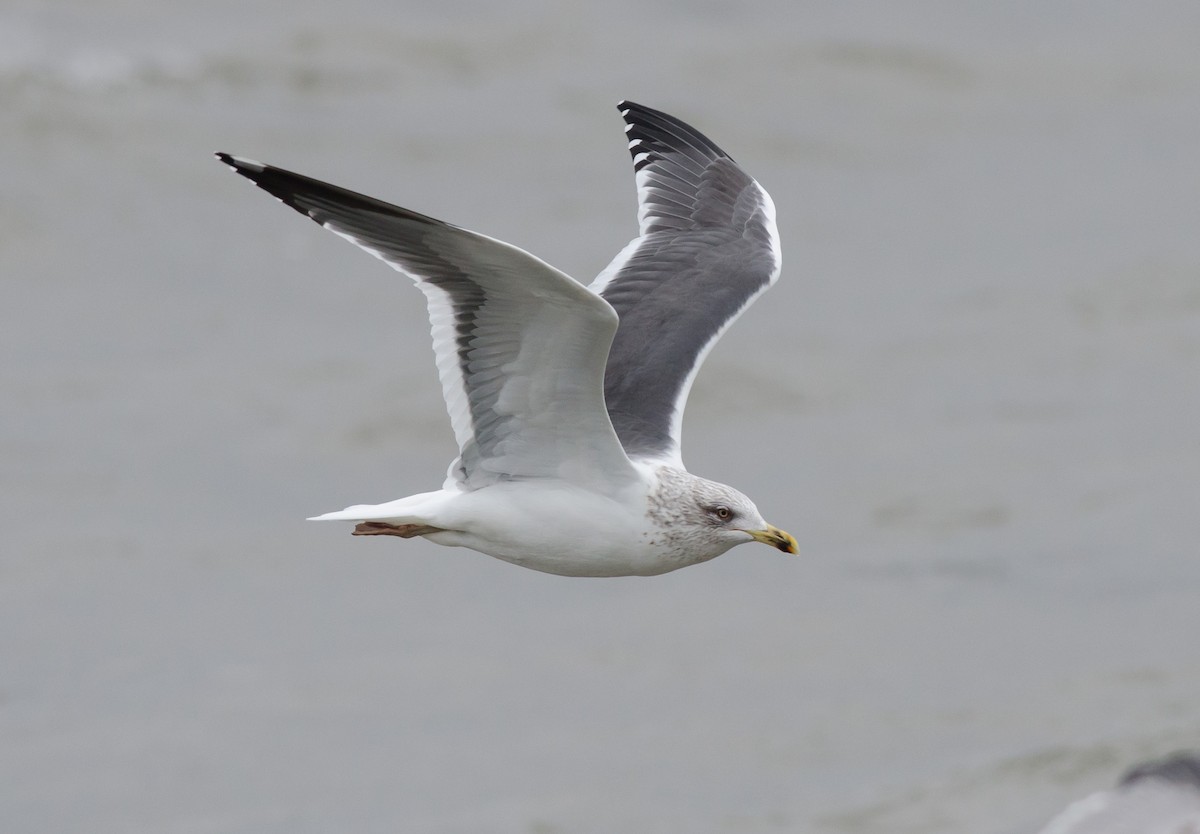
[352,522,443,538]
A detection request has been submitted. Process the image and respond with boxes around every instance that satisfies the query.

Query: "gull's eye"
[714,505,732,521]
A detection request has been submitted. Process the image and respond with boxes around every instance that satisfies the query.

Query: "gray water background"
[3,1,1199,832]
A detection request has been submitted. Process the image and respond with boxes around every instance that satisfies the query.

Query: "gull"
[1037,751,1200,834]
[217,100,797,576]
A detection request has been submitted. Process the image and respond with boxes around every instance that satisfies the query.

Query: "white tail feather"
[307,490,448,523]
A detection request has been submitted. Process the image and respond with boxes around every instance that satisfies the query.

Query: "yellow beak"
[745,524,799,554]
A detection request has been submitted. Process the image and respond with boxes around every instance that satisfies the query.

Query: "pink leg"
[352,521,444,538]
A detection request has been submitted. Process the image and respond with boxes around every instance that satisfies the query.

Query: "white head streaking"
[217,101,796,577]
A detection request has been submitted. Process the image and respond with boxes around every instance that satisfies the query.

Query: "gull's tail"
[307,490,447,523]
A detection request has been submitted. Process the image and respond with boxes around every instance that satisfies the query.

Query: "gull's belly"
[427,483,673,577]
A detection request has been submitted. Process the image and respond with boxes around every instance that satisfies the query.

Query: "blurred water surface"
[2,2,1199,832]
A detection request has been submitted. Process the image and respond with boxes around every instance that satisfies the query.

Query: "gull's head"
[700,485,799,556]
[651,469,798,563]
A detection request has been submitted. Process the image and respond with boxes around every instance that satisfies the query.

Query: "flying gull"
[217,101,797,576]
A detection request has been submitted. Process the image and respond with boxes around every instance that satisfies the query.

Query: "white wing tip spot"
[216,153,265,172]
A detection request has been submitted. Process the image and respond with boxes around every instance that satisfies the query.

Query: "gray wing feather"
[217,153,637,493]
[591,101,782,467]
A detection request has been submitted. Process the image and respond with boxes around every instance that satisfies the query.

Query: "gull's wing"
[590,101,783,470]
[217,154,638,493]
[1037,752,1200,834]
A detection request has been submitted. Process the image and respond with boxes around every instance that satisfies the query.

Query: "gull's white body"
[314,462,752,577]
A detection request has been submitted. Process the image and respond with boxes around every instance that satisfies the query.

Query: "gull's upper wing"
[590,101,782,469]
[218,154,638,493]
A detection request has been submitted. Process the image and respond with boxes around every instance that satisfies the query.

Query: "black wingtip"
[615,100,732,170]
[617,100,668,126]
[215,152,267,176]
[617,99,657,115]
